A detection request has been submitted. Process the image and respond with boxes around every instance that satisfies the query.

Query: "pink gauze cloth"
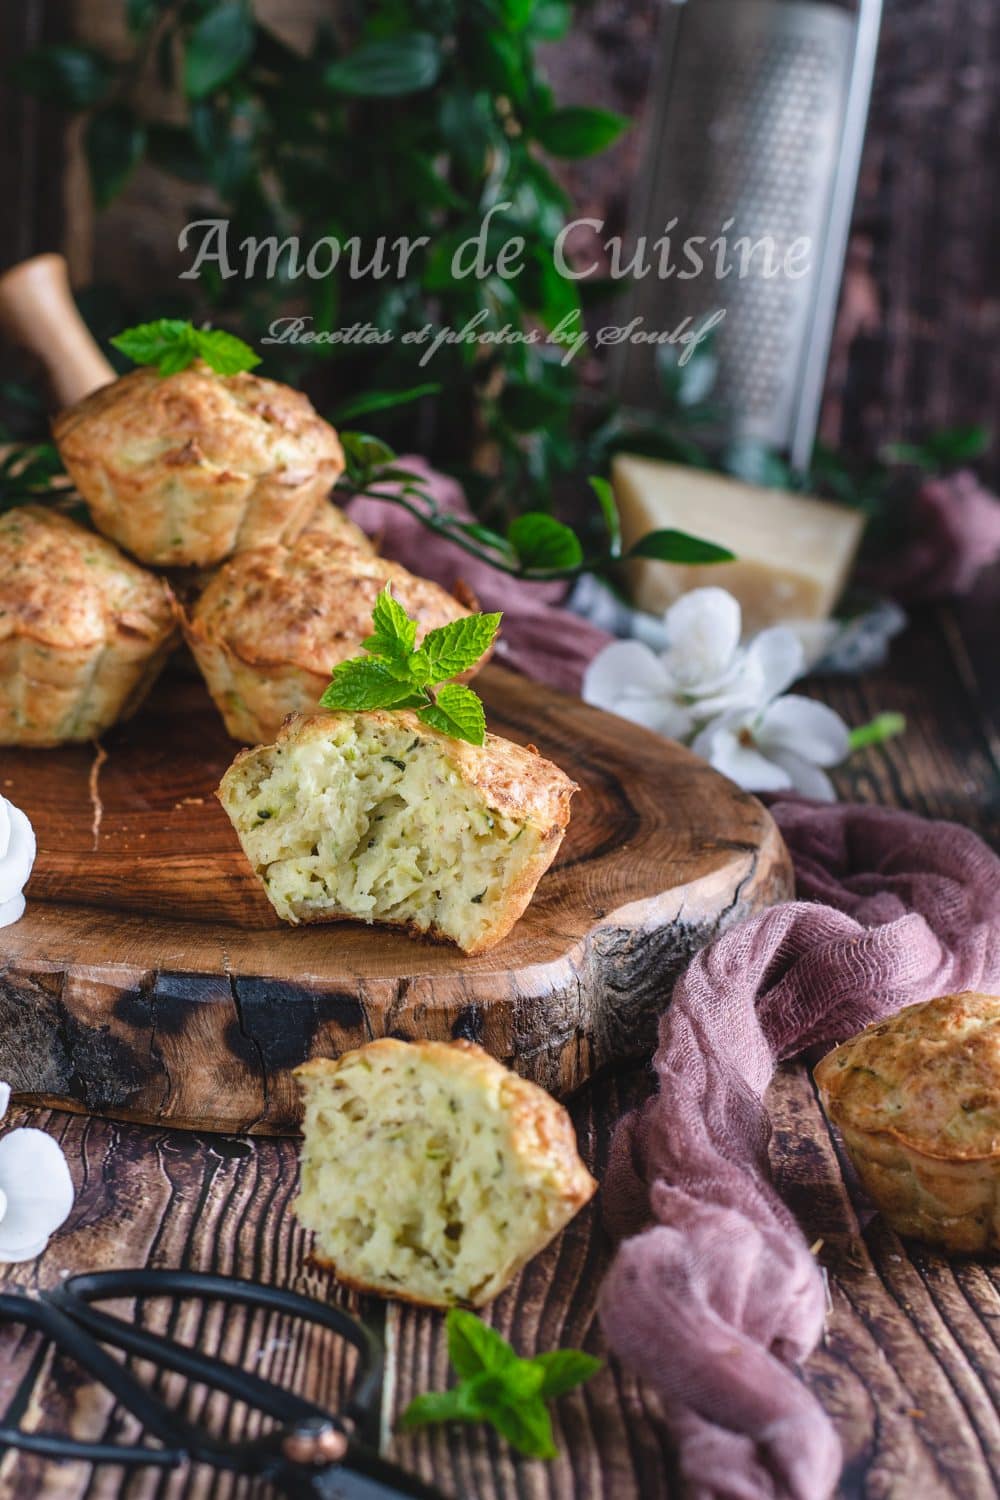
[599,799,1000,1500]
[343,457,612,694]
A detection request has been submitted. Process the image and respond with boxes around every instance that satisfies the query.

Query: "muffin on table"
[0,505,176,746]
[52,363,345,568]
[294,1039,596,1306]
[182,536,480,743]
[815,991,1000,1254]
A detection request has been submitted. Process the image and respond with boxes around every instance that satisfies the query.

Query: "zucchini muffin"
[52,362,345,568]
[294,1039,596,1306]
[815,992,1000,1253]
[217,708,577,953]
[184,539,477,744]
[0,505,176,746]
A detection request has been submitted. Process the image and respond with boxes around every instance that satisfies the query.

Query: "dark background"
[2,0,998,483]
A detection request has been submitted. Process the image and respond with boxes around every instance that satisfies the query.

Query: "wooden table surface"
[1,587,997,1500]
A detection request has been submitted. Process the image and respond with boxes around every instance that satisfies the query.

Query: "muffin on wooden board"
[183,539,477,744]
[294,1039,596,1306]
[52,363,345,568]
[217,708,577,953]
[815,992,1000,1253]
[0,505,176,746]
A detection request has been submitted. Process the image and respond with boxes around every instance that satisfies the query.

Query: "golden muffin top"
[815,992,1000,1161]
[53,363,344,494]
[0,505,175,650]
[188,536,474,677]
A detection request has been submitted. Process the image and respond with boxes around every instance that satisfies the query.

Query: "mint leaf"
[110,319,259,376]
[111,318,194,369]
[320,659,428,712]
[418,684,486,746]
[446,1308,517,1378]
[399,1386,478,1430]
[191,326,260,375]
[363,584,418,668]
[531,1348,602,1398]
[419,613,501,680]
[627,528,735,565]
[487,1396,558,1460]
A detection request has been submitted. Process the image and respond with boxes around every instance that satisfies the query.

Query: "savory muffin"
[217,708,577,953]
[52,362,345,568]
[0,505,176,746]
[294,1039,596,1306]
[184,539,476,744]
[815,992,1000,1253]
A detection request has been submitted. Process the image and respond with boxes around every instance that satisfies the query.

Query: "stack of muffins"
[1,363,476,747]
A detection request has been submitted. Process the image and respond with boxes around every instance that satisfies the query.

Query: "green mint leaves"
[110,318,260,377]
[319,586,500,746]
[400,1309,601,1460]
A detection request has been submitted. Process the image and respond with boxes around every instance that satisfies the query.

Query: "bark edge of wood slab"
[0,665,792,1134]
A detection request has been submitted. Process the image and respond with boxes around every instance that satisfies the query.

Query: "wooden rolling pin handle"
[0,253,115,408]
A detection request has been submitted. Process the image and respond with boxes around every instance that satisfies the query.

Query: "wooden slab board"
[0,663,792,1133]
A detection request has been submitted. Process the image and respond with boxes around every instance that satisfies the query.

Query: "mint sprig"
[320,586,500,745]
[400,1309,600,1460]
[110,318,260,377]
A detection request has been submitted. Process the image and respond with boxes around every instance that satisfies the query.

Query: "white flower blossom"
[691,696,851,801]
[0,796,36,929]
[0,1082,74,1263]
[583,587,853,798]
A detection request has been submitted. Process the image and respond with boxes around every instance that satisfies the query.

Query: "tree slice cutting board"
[0,664,792,1134]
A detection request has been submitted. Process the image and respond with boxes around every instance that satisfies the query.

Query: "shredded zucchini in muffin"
[294,1040,596,1306]
[217,709,576,953]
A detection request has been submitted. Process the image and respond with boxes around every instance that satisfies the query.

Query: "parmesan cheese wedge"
[613,454,866,633]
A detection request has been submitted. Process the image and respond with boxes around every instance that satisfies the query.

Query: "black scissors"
[0,1268,448,1499]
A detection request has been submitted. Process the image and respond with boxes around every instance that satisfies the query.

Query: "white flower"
[692,696,851,801]
[0,796,36,929]
[0,1082,74,1263]
[583,587,805,736]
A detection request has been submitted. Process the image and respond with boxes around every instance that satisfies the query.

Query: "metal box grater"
[614,0,882,470]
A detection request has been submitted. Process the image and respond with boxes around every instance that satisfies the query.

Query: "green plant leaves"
[627,529,736,565]
[183,3,255,100]
[332,384,441,424]
[508,512,584,571]
[400,1309,600,1461]
[85,108,147,209]
[588,476,621,556]
[324,33,442,97]
[16,46,113,108]
[363,587,419,667]
[536,106,630,158]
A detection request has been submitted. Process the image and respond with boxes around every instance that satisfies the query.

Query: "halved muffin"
[815,992,1000,1253]
[52,362,345,568]
[217,709,577,953]
[0,505,177,746]
[294,1039,596,1306]
[184,538,477,743]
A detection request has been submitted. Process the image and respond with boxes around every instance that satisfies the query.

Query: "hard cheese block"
[614,454,866,633]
